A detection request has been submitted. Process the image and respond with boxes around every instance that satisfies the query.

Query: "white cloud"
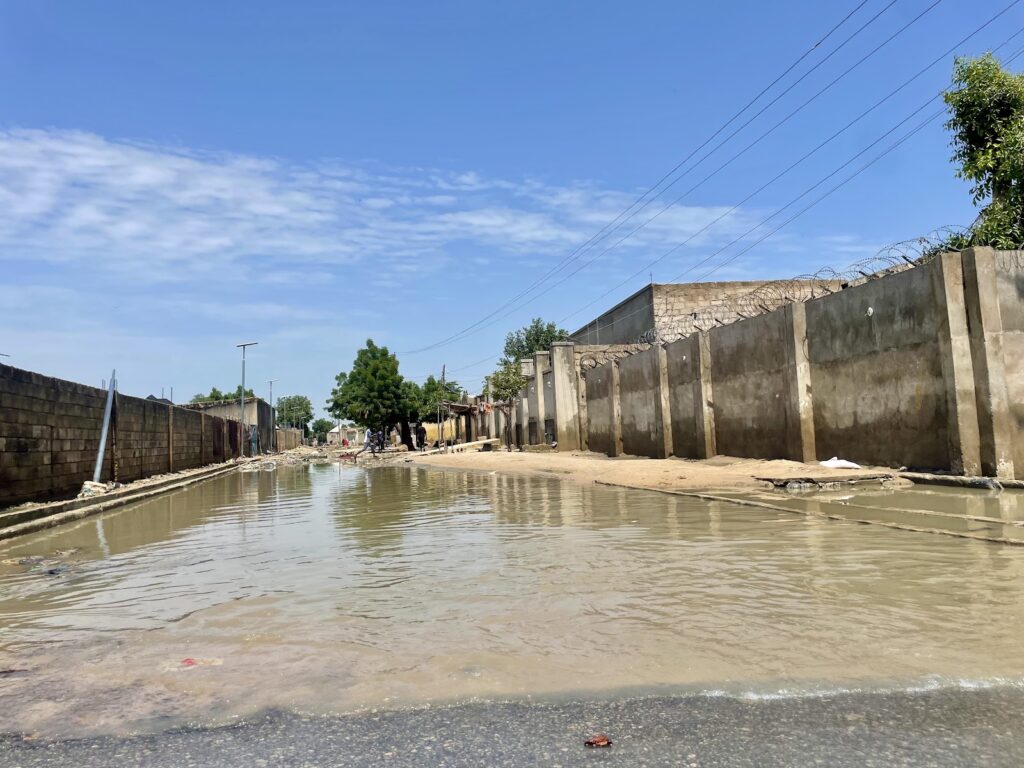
[0,128,761,283]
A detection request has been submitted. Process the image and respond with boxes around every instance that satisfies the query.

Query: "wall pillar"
[167,403,174,472]
[550,342,581,451]
[932,251,983,476]
[518,358,533,447]
[529,352,549,444]
[961,246,1015,478]
[656,344,673,458]
[610,360,624,457]
[694,332,716,459]
[783,302,817,463]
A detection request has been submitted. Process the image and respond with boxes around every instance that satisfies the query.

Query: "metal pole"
[93,369,116,483]
[268,379,278,451]
[237,342,258,456]
[439,364,446,453]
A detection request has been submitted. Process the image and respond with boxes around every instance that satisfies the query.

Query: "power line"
[559,4,1024,325]
[534,28,1024,339]
[402,0,887,354]
[409,0,953,352]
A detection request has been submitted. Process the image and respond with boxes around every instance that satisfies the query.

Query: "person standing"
[416,423,427,451]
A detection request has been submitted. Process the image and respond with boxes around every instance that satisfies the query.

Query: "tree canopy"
[502,318,569,365]
[944,53,1024,248]
[326,340,408,432]
[276,394,314,432]
[190,385,254,404]
[416,374,463,422]
[311,418,335,443]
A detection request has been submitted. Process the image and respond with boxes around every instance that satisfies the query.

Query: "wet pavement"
[3,687,1023,767]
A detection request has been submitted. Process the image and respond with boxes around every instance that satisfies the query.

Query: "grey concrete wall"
[1,364,242,508]
[665,334,716,459]
[584,362,618,456]
[709,309,798,460]
[618,346,671,458]
[992,249,1024,475]
[805,258,963,472]
[571,285,655,345]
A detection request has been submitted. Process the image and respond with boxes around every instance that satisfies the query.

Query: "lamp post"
[268,379,279,451]
[237,342,258,455]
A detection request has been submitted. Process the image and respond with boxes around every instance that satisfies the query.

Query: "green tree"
[502,318,569,364]
[276,394,314,433]
[190,385,253,404]
[326,339,407,434]
[417,375,463,422]
[486,360,526,450]
[311,418,335,443]
[944,53,1024,248]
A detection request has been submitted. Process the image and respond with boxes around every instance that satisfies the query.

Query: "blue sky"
[2,0,1021,416]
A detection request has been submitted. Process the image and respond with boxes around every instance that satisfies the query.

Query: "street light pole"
[268,379,279,451]
[237,342,258,455]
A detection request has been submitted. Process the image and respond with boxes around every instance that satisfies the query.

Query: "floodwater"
[2,464,1024,738]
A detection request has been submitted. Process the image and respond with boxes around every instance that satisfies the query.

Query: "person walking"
[416,423,427,452]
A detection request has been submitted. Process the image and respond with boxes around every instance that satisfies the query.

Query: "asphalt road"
[3,687,1023,767]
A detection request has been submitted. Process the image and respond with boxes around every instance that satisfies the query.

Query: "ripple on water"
[2,464,1024,737]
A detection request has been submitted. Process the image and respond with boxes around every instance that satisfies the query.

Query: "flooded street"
[3,465,1024,740]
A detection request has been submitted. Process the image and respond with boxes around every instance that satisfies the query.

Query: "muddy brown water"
[2,464,1024,737]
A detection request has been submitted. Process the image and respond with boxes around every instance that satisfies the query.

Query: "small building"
[182,398,274,454]
[327,424,366,446]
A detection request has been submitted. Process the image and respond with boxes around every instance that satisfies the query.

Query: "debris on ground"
[162,657,223,672]
[77,480,122,499]
[820,457,862,470]
[584,733,613,748]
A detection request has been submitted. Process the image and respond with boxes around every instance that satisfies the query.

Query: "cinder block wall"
[1,364,242,508]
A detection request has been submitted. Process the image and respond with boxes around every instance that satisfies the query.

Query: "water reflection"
[2,465,1024,738]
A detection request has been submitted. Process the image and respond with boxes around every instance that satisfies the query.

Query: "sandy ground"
[408,449,898,492]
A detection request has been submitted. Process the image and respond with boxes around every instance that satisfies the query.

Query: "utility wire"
[409,0,950,351]
[559,4,1024,325]
[402,0,885,353]
[567,32,1024,337]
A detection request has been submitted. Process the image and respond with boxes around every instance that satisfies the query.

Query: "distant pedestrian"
[416,424,427,451]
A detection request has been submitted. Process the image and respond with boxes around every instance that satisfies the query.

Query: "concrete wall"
[806,259,959,471]
[1,364,243,508]
[277,428,303,451]
[584,362,618,456]
[184,399,273,454]
[571,285,655,345]
[665,333,715,459]
[617,346,671,458]
[571,281,782,345]
[529,250,1024,477]
[709,307,802,460]
[994,250,1024,474]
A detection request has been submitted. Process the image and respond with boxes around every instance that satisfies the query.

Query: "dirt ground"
[408,449,898,492]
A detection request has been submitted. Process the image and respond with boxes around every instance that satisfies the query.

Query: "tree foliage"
[190,385,254,403]
[326,340,408,432]
[501,318,569,364]
[485,360,526,450]
[417,375,463,422]
[311,418,335,443]
[276,394,314,432]
[944,53,1024,248]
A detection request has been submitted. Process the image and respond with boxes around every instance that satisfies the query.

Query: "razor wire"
[629,225,969,347]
